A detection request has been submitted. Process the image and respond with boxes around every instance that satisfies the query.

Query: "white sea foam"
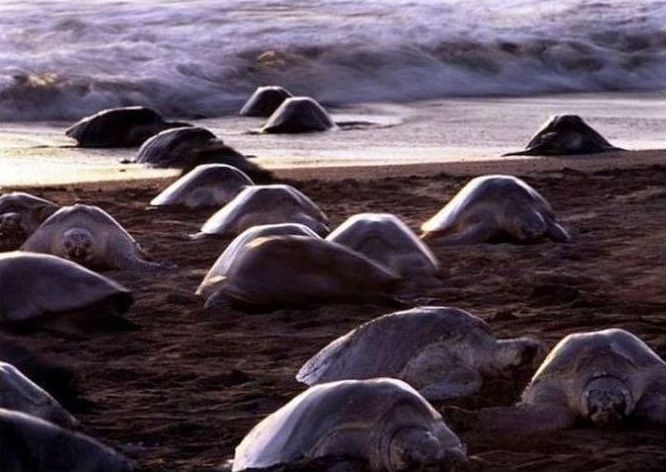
[1,0,665,121]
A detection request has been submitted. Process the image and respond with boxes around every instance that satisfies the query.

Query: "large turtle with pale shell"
[203,235,400,310]
[0,252,133,334]
[259,97,335,133]
[0,192,59,251]
[478,328,666,433]
[240,85,293,117]
[232,378,467,472]
[1,408,133,472]
[134,126,272,181]
[150,164,254,209]
[0,362,77,429]
[421,175,570,244]
[297,306,545,401]
[327,213,440,282]
[197,185,330,238]
[21,204,159,271]
[504,114,623,156]
[196,223,320,299]
[65,106,190,148]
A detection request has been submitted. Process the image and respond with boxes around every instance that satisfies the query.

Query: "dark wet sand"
[1,152,665,471]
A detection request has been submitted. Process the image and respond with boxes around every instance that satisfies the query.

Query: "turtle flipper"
[422,221,496,245]
[545,221,571,242]
[633,387,666,427]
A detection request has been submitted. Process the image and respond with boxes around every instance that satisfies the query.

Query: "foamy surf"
[2,0,665,121]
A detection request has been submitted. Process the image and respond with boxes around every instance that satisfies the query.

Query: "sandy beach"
[1,149,664,471]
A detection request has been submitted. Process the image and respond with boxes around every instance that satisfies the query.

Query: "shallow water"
[2,0,665,121]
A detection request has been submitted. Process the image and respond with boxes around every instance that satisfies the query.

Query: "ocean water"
[2,0,665,121]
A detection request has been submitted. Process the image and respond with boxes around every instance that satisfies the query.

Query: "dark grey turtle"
[204,235,400,311]
[135,126,272,182]
[504,114,623,156]
[240,85,293,117]
[22,204,159,271]
[0,408,133,472]
[259,97,335,134]
[65,106,190,148]
[232,378,466,472]
[150,164,254,209]
[198,185,330,238]
[0,192,59,251]
[421,175,570,244]
[196,223,320,299]
[0,362,77,429]
[0,252,133,334]
[327,213,440,282]
[479,328,666,433]
[297,306,545,401]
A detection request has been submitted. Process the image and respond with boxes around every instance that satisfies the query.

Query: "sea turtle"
[0,408,133,472]
[259,97,335,133]
[478,328,666,433]
[65,106,190,148]
[0,192,59,251]
[0,362,77,429]
[297,306,545,401]
[327,213,440,282]
[421,175,570,244]
[197,185,330,238]
[240,85,293,117]
[150,164,254,209]
[196,223,320,299]
[232,378,467,472]
[134,126,272,181]
[0,252,133,334]
[504,114,623,156]
[203,235,400,310]
[21,204,159,271]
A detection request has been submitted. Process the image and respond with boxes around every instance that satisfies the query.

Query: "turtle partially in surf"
[259,97,335,133]
[240,85,293,117]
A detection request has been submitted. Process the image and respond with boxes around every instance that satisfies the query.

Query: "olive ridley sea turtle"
[0,192,59,251]
[479,328,666,433]
[240,85,293,117]
[65,106,190,148]
[259,97,335,134]
[297,306,545,401]
[197,185,330,238]
[21,204,159,271]
[504,114,623,156]
[150,164,254,209]
[232,378,466,471]
[421,175,570,244]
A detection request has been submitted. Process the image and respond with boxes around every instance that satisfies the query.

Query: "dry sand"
[1,151,665,471]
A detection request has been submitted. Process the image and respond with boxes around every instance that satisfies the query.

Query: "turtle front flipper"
[422,220,496,245]
[545,220,571,242]
[633,385,666,427]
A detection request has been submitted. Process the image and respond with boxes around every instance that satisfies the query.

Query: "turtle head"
[63,227,94,264]
[582,375,633,426]
[490,337,546,377]
[388,427,466,470]
[0,212,27,250]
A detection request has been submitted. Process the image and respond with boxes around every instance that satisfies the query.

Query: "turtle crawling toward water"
[327,213,440,282]
[0,362,77,429]
[135,126,272,181]
[232,378,467,471]
[298,306,545,401]
[0,252,133,335]
[259,97,335,133]
[479,328,666,433]
[1,408,133,472]
[197,185,330,238]
[150,164,254,209]
[22,204,159,271]
[203,235,400,311]
[66,106,190,148]
[0,192,59,251]
[504,114,623,156]
[421,175,570,244]
[197,223,320,299]
[240,85,293,117]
